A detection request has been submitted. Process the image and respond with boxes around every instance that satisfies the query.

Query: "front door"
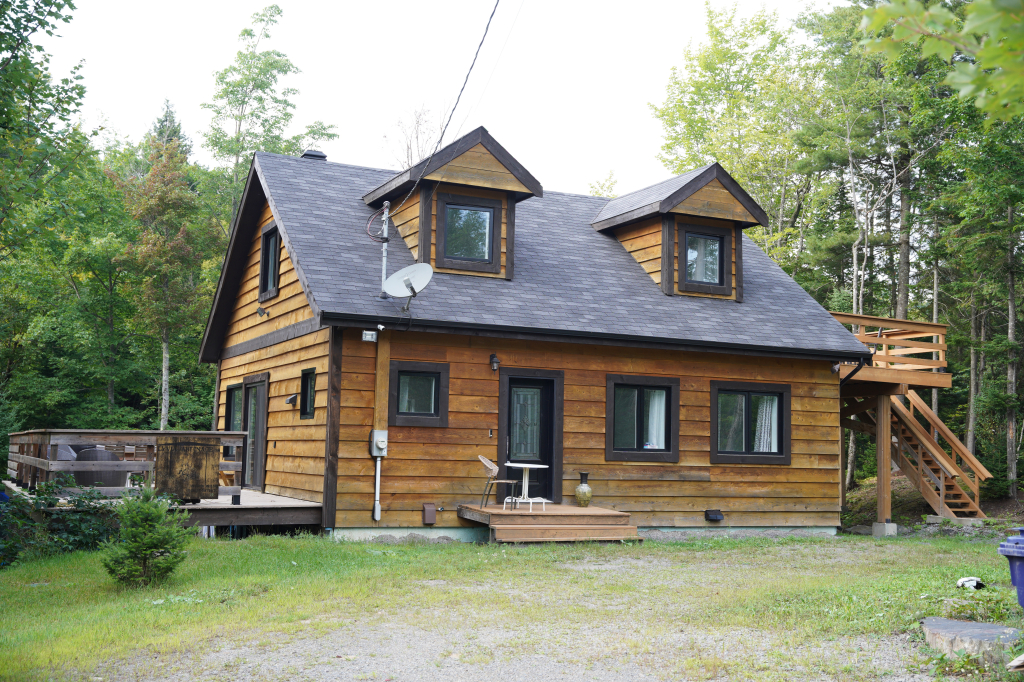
[242,380,267,489]
[507,379,554,501]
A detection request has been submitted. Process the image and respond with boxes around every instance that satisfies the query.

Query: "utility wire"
[386,0,500,217]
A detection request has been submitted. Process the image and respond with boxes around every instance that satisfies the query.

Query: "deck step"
[484,513,631,526]
[491,524,639,542]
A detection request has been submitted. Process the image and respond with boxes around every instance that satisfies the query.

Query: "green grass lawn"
[0,533,1019,681]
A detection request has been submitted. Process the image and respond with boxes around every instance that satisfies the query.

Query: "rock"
[846,525,872,535]
[925,515,984,526]
[921,617,1020,666]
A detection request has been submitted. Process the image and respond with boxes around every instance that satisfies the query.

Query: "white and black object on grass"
[956,577,986,590]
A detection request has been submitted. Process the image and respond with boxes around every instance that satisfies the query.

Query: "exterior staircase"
[842,390,992,519]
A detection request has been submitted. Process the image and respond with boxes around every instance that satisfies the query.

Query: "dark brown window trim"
[605,374,680,463]
[505,191,516,280]
[243,372,270,385]
[258,223,281,302]
[497,367,564,504]
[734,226,744,303]
[709,381,791,465]
[660,215,675,296]
[677,222,734,296]
[299,368,316,420]
[388,360,449,427]
[435,192,502,273]
[417,183,433,264]
[222,382,244,461]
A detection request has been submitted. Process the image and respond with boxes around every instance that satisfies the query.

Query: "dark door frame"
[242,371,270,490]
[497,367,564,504]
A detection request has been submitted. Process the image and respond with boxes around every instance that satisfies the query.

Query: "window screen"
[686,233,722,285]
[300,369,315,420]
[612,384,669,451]
[444,205,493,262]
[717,391,781,454]
[398,373,439,415]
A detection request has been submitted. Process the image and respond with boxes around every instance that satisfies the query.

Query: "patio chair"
[477,456,519,508]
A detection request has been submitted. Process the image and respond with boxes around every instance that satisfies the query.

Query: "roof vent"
[301,149,327,161]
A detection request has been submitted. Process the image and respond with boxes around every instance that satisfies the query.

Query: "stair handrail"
[905,390,992,481]
[889,398,967,483]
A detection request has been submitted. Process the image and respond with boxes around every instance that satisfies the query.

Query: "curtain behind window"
[753,394,778,452]
[644,388,666,449]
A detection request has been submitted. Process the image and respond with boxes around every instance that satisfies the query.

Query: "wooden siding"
[674,216,738,300]
[333,331,841,529]
[669,178,757,223]
[225,203,314,347]
[429,183,509,279]
[217,201,325,503]
[424,143,529,193]
[217,328,330,502]
[614,217,663,286]
[391,190,422,261]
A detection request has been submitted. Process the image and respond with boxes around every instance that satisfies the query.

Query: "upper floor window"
[259,226,280,302]
[436,193,502,274]
[710,381,791,465]
[678,223,733,296]
[605,374,679,462]
[686,233,722,285]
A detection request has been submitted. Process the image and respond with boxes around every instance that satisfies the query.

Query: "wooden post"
[321,327,344,529]
[373,330,391,432]
[876,394,892,523]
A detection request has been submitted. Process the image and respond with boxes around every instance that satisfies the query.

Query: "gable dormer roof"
[591,162,769,232]
[362,126,543,207]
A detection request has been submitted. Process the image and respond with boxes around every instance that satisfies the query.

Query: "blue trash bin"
[998,527,1024,609]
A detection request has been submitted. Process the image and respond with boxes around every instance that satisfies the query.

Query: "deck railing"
[830,312,950,387]
[7,429,246,500]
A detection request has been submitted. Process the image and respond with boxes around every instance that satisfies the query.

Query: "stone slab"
[922,617,1020,665]
[873,522,897,537]
[925,515,985,527]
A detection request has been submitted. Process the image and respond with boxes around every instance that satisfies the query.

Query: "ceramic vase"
[575,471,593,507]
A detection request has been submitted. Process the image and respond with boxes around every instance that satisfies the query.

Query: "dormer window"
[436,193,502,274]
[445,204,493,262]
[678,223,733,296]
[686,233,722,285]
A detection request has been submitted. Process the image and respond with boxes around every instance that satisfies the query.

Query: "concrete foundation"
[641,526,837,536]
[329,527,488,543]
[872,522,898,537]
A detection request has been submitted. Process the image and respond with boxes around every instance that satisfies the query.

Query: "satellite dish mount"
[383,263,434,313]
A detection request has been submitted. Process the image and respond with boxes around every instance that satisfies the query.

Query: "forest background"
[1,0,1022,499]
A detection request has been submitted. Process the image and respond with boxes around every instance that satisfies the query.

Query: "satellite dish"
[383,263,433,299]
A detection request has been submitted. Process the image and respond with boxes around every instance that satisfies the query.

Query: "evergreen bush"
[101,488,192,586]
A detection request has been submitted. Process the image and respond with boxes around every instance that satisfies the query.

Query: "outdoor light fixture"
[285,394,298,406]
[489,354,500,372]
[256,306,267,317]
[831,362,841,374]
[704,509,724,522]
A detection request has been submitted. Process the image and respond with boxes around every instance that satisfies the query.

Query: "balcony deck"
[831,312,951,389]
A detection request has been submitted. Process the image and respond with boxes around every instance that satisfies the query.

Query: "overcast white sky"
[41,0,828,195]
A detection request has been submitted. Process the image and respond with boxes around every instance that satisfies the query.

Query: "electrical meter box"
[369,429,388,457]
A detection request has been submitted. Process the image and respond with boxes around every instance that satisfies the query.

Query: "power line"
[386,0,500,217]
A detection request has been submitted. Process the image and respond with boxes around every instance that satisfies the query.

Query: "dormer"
[591,163,768,302]
[363,127,542,280]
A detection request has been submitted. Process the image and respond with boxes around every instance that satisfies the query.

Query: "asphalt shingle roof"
[255,152,868,359]
[591,164,713,224]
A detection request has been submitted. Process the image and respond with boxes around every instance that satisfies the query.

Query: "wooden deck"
[831,312,951,388]
[458,503,640,543]
[177,489,322,527]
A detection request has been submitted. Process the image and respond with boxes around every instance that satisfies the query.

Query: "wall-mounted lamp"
[704,509,724,522]
[489,353,500,372]
[285,394,298,407]
[256,306,267,317]
[831,362,841,374]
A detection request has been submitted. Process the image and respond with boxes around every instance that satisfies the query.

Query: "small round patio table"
[502,462,549,512]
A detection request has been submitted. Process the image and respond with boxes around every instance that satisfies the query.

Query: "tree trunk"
[1008,205,1017,500]
[845,429,857,491]
[896,179,911,319]
[107,378,115,412]
[932,216,939,425]
[160,326,170,431]
[967,297,978,454]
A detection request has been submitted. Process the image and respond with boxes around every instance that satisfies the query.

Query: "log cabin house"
[198,126,987,541]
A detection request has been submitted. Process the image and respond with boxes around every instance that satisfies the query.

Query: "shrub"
[101,488,192,586]
[0,475,118,567]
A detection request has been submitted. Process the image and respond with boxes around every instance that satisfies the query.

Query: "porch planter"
[998,528,1024,609]
[575,472,592,507]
